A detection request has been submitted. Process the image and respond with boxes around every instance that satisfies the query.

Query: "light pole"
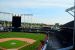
[73,0,75,47]
[66,3,75,48]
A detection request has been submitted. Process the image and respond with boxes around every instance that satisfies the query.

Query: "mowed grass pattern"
[0,32,46,50]
[0,32,45,41]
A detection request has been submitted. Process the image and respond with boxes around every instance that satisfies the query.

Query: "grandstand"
[0,12,52,32]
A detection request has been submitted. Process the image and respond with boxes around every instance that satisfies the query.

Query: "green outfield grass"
[0,32,46,50]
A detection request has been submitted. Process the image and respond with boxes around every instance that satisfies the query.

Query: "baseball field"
[0,32,46,50]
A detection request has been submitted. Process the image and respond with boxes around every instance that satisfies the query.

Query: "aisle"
[46,33,61,50]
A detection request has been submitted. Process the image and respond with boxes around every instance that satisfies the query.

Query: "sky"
[0,0,74,25]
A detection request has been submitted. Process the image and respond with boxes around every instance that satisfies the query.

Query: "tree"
[53,23,60,30]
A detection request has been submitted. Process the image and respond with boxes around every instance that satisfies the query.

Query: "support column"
[73,0,75,48]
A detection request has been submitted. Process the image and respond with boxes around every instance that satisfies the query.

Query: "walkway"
[46,32,61,50]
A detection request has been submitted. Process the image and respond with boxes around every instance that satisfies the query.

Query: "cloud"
[0,0,74,9]
[0,0,74,24]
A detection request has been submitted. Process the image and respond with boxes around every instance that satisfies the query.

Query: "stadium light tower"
[0,12,13,16]
[0,11,33,26]
[65,4,75,48]
[0,11,33,16]
[0,11,33,31]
